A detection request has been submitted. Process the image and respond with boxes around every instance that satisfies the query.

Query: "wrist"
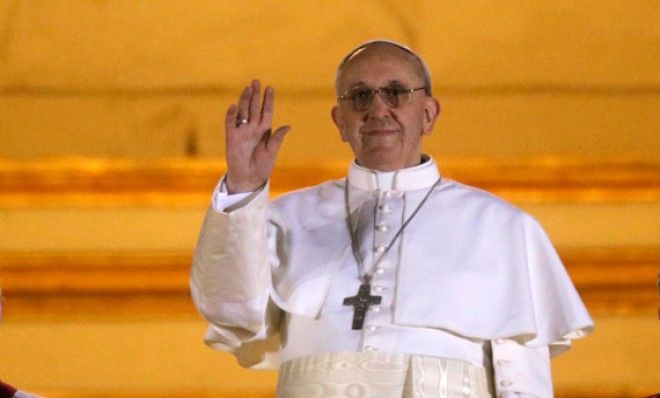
[225,175,266,194]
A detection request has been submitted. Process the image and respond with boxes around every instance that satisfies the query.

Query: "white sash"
[276,351,494,398]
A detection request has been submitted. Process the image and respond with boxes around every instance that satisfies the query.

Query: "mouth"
[361,128,398,137]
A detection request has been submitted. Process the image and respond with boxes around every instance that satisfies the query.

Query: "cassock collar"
[347,155,441,191]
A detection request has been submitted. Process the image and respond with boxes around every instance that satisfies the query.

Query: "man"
[190,40,594,397]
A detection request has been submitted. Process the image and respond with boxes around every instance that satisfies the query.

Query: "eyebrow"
[347,80,407,90]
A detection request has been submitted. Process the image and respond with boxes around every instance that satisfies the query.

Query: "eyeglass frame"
[337,86,428,112]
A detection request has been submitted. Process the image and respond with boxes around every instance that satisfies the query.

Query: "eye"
[382,86,406,99]
[351,89,372,101]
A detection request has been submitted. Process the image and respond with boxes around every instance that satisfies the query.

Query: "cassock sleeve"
[190,184,282,369]
[491,339,553,397]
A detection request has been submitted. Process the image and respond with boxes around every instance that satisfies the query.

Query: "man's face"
[332,45,440,171]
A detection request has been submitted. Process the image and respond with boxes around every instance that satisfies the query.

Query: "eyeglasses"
[338,86,427,112]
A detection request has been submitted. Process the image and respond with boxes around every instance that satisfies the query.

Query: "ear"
[422,97,440,135]
[331,105,349,142]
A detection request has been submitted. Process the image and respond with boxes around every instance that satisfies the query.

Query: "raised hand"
[224,80,290,193]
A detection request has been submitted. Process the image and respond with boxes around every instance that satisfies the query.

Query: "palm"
[225,80,290,193]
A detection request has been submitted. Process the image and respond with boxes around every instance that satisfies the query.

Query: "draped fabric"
[268,175,593,352]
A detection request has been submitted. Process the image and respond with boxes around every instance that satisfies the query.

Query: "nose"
[365,91,392,118]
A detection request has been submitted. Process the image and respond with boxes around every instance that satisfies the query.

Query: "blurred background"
[0,1,658,397]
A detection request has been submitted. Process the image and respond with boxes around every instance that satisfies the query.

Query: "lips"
[361,128,398,136]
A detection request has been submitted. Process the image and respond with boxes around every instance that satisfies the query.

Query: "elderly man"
[190,41,593,397]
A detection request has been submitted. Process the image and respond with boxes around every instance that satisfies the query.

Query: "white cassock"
[190,158,594,398]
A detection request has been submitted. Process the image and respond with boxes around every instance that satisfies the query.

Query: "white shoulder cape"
[268,179,593,357]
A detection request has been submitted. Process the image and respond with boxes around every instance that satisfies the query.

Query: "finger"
[225,104,238,134]
[237,85,252,124]
[261,86,275,128]
[266,125,291,154]
[249,79,261,123]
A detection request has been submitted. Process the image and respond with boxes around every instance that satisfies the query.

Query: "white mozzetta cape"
[191,161,593,371]
[270,182,591,348]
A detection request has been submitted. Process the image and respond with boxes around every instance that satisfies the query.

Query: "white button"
[499,380,513,387]
[374,246,386,253]
[376,225,389,232]
[373,285,384,293]
[384,191,393,198]
[496,359,510,367]
[366,325,378,331]
[364,345,377,351]
[371,305,381,312]
[375,267,385,275]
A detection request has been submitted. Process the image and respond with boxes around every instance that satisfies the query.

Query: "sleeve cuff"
[491,339,552,397]
[212,176,267,213]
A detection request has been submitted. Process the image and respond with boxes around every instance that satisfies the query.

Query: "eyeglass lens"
[352,87,403,111]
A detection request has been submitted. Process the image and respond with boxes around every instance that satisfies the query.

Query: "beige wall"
[0,1,658,396]
[1,1,658,160]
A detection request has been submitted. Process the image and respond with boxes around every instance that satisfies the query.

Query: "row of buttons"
[362,311,380,351]
[374,191,395,263]
[362,193,394,355]
[493,339,515,388]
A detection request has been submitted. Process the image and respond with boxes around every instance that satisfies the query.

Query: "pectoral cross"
[343,281,382,330]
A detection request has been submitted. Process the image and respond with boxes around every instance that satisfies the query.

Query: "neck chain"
[343,176,441,284]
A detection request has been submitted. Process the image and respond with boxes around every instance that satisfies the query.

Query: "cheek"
[338,129,349,142]
[340,125,356,143]
[342,118,364,141]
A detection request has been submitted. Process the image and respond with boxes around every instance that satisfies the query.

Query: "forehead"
[338,44,423,89]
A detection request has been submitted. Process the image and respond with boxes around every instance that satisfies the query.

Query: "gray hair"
[335,39,433,96]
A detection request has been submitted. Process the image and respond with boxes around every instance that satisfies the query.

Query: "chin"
[358,145,413,170]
